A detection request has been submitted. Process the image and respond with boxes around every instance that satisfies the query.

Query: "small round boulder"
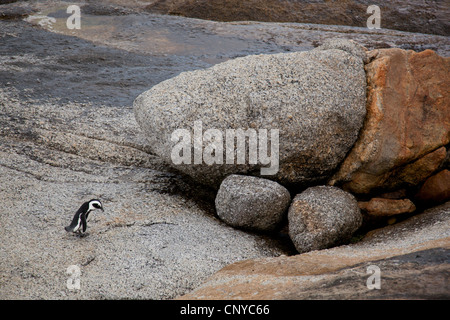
[215,175,291,232]
[288,186,362,253]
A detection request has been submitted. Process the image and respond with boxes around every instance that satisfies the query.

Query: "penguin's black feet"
[77,232,89,238]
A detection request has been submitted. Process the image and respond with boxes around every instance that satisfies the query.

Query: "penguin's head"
[88,199,104,212]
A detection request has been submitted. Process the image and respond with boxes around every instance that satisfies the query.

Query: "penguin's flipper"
[81,212,87,233]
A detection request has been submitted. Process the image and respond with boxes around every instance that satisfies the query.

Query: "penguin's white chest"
[73,211,92,232]
[72,217,82,232]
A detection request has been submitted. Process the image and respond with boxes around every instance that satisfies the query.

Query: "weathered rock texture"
[415,169,450,205]
[288,186,362,254]
[358,198,416,217]
[179,202,450,300]
[134,39,367,188]
[146,0,450,36]
[215,175,291,232]
[330,48,450,194]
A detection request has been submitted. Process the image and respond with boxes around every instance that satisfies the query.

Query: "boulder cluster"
[134,39,449,254]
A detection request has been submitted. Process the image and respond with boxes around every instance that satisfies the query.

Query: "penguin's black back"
[65,201,90,232]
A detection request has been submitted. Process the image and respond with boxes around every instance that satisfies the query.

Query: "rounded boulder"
[288,186,362,253]
[215,174,291,232]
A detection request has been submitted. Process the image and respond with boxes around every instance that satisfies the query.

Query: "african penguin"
[65,199,104,235]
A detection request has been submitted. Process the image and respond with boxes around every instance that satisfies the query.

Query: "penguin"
[65,199,104,235]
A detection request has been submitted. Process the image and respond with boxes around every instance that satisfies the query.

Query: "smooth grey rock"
[288,186,362,253]
[134,40,367,188]
[215,174,291,231]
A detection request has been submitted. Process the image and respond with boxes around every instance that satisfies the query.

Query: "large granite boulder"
[134,39,367,188]
[329,48,450,194]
